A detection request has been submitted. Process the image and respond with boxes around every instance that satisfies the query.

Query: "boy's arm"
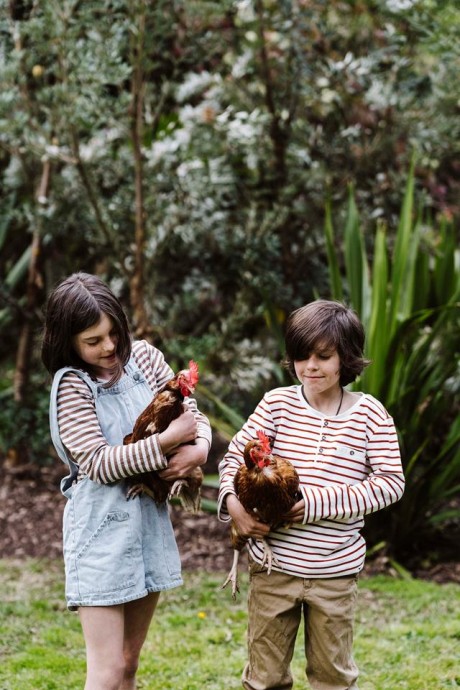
[300,416,404,524]
[224,494,270,539]
[218,435,247,522]
[218,395,276,522]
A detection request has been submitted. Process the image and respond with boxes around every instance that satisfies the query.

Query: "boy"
[218,300,404,690]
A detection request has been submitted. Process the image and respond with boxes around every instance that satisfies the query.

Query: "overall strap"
[124,356,145,383]
[49,367,98,492]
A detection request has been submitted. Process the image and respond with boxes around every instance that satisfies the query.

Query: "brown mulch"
[0,462,459,585]
[0,462,235,572]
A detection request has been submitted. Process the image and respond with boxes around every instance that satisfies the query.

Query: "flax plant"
[326,162,460,558]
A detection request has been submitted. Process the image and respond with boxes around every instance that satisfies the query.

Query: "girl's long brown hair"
[41,272,132,385]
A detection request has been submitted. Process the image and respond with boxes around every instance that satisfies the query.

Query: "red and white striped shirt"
[56,340,212,484]
[218,385,404,578]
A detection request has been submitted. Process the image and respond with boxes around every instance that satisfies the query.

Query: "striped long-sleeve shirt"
[56,340,212,485]
[218,385,404,578]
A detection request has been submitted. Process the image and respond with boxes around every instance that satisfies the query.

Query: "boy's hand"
[226,494,270,540]
[284,498,305,523]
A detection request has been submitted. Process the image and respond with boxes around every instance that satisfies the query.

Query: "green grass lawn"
[0,559,459,689]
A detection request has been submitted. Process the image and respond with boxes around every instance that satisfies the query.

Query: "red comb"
[187,360,199,387]
[256,429,272,454]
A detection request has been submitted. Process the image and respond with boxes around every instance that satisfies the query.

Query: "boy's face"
[294,347,341,397]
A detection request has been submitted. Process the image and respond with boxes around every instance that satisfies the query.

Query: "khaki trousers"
[242,561,359,690]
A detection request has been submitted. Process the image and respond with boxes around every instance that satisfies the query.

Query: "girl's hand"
[283,498,305,524]
[226,495,270,540]
[158,438,208,480]
[158,410,197,455]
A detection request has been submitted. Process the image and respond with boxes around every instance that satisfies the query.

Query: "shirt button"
[319,448,323,454]
[133,372,140,381]
[324,421,329,427]
[322,435,326,441]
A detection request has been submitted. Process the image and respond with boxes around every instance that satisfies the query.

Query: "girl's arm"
[56,374,179,483]
[133,340,212,448]
[134,340,211,475]
[158,437,209,480]
[58,373,197,484]
[57,341,212,484]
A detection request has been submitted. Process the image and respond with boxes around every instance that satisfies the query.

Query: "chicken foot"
[126,483,156,500]
[260,538,280,575]
[169,479,186,499]
[222,539,281,599]
[222,549,240,600]
[168,479,198,513]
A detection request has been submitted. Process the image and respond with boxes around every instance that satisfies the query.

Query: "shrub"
[326,162,460,563]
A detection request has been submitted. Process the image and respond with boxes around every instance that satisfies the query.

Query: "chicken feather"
[222,430,300,598]
[123,360,202,512]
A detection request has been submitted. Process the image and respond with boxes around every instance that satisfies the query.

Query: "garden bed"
[1,461,458,584]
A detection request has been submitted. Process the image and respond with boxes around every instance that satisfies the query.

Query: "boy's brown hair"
[284,300,370,386]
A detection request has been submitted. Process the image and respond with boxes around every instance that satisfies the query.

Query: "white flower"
[341,125,362,139]
[320,88,337,104]
[79,128,123,162]
[245,31,258,43]
[176,71,216,103]
[176,160,205,179]
[145,128,191,166]
[386,0,418,11]
[44,145,60,157]
[365,80,397,108]
[235,0,256,23]
[231,51,252,79]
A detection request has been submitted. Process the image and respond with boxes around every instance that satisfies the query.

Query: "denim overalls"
[49,358,182,610]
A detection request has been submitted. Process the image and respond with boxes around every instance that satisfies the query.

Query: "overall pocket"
[76,510,136,595]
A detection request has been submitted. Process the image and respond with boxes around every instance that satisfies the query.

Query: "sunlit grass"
[0,560,459,689]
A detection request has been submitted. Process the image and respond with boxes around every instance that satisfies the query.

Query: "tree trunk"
[8,159,50,467]
[129,3,153,341]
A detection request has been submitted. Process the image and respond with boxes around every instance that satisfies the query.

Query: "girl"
[218,300,405,690]
[42,272,211,690]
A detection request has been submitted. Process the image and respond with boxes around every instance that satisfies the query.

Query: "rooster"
[123,360,202,513]
[222,430,300,598]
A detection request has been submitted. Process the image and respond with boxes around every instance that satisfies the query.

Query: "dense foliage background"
[1,0,459,568]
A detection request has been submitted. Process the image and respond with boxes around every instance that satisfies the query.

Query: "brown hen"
[123,360,202,513]
[222,430,300,598]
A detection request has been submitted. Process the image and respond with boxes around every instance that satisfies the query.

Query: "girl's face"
[294,346,341,397]
[72,312,119,380]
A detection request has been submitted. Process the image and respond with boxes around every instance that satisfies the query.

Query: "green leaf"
[0,195,15,251]
[388,155,416,335]
[363,220,388,395]
[344,184,368,319]
[201,474,220,489]
[198,384,245,435]
[324,199,343,302]
[5,246,32,289]
[434,219,458,304]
